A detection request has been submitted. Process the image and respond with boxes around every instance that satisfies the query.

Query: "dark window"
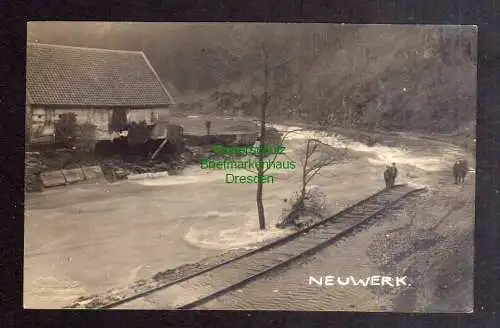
[109,108,128,132]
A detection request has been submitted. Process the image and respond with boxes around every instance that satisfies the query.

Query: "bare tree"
[300,138,348,204]
[215,124,349,230]
[277,135,349,228]
[207,24,294,230]
[254,45,269,229]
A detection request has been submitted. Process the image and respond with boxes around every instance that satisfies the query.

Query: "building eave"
[141,52,176,106]
[27,42,145,55]
[27,104,171,109]
[26,89,33,105]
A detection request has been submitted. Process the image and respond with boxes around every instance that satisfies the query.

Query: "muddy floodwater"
[24,124,474,310]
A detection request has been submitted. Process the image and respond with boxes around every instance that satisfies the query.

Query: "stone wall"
[38,166,104,189]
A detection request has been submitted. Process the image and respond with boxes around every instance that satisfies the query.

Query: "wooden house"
[26,43,175,146]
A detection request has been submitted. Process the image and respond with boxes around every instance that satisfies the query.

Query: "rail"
[100,184,426,309]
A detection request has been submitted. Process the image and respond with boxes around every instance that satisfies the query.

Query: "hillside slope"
[176,25,477,136]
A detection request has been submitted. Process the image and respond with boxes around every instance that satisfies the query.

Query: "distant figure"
[384,165,392,188]
[453,159,468,184]
[253,136,261,148]
[246,137,261,160]
[253,136,261,152]
[390,163,398,187]
[205,120,212,136]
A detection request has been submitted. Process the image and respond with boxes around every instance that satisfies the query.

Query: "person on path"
[390,162,398,187]
[384,165,392,188]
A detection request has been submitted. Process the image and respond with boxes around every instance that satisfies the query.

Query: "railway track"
[101,184,426,310]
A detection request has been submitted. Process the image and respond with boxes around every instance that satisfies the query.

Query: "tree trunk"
[299,140,311,209]
[256,171,265,229]
[256,46,269,230]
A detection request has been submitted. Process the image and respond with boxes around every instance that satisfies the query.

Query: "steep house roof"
[26,43,175,107]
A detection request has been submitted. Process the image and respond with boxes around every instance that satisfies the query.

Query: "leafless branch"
[262,128,306,173]
[300,137,349,186]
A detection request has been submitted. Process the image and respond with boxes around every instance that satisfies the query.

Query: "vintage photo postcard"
[25,22,476,312]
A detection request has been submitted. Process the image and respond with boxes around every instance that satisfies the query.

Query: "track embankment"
[94,184,425,309]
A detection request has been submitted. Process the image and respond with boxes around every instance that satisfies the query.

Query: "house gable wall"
[28,106,171,143]
[30,107,113,141]
[127,107,170,125]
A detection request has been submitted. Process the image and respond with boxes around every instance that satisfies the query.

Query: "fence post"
[80,165,87,180]
[61,170,69,185]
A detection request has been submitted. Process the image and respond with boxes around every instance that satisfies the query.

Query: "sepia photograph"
[25,22,476,312]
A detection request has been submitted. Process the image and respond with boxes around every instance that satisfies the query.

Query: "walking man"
[453,161,460,184]
[390,162,398,187]
[384,165,392,189]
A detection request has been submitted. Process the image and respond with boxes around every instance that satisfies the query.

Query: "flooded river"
[24,123,471,309]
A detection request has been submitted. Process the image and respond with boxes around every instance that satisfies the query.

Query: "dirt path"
[368,171,474,312]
